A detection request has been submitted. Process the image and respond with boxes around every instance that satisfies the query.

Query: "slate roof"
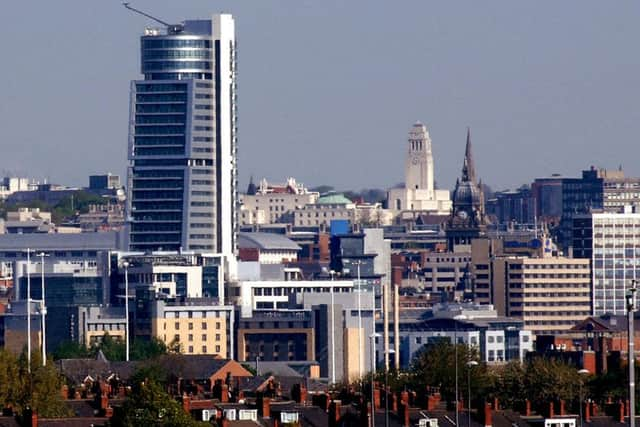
[238,232,301,251]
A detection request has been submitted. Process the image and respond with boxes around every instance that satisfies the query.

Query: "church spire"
[461,127,476,183]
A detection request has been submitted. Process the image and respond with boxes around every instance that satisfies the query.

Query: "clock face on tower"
[457,210,468,220]
[411,156,420,165]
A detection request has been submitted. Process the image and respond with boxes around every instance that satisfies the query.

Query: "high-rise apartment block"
[572,211,640,315]
[127,15,237,255]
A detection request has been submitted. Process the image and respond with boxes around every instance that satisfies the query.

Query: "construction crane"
[122,1,171,27]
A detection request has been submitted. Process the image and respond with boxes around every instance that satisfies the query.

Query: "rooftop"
[0,231,120,251]
[238,232,300,251]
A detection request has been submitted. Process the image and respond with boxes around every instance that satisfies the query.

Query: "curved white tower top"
[405,122,435,196]
[387,122,451,215]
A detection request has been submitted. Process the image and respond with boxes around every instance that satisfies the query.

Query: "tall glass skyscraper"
[126,15,237,256]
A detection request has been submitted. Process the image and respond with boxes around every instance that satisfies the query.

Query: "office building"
[144,297,234,357]
[389,304,532,367]
[127,14,237,255]
[500,257,591,335]
[559,168,640,252]
[572,211,640,315]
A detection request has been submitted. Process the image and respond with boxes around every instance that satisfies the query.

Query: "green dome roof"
[316,193,352,205]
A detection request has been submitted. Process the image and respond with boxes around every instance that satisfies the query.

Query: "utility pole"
[628,283,637,427]
[37,252,49,366]
[26,248,32,373]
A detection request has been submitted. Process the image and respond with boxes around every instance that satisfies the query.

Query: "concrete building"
[421,251,471,299]
[389,304,533,367]
[297,291,376,383]
[234,279,354,317]
[293,194,356,227]
[127,14,237,256]
[499,257,591,336]
[239,177,319,225]
[0,177,31,200]
[78,306,127,347]
[117,252,226,302]
[237,309,314,364]
[238,232,301,265]
[145,298,234,357]
[572,211,640,316]
[387,122,452,215]
[3,208,54,234]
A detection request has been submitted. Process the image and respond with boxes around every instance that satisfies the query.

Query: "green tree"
[409,340,489,403]
[13,352,72,418]
[52,341,92,360]
[0,350,20,411]
[110,376,206,427]
[490,360,526,409]
[522,357,581,405]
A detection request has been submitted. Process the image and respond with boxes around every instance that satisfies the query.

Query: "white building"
[233,279,355,317]
[294,194,356,227]
[239,177,319,225]
[387,122,452,215]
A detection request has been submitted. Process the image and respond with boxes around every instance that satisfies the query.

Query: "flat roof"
[0,231,120,251]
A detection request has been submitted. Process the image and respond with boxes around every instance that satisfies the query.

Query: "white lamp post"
[25,248,33,372]
[122,260,130,362]
[384,348,395,427]
[628,283,637,427]
[467,360,479,426]
[356,260,363,381]
[370,333,381,427]
[578,368,590,427]
[453,314,468,427]
[36,252,49,366]
[329,270,336,385]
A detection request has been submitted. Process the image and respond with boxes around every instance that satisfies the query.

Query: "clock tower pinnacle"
[405,121,435,195]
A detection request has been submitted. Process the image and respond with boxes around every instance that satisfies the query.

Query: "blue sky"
[0,1,638,192]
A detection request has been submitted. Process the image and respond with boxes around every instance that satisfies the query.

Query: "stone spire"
[246,175,257,195]
[461,127,476,183]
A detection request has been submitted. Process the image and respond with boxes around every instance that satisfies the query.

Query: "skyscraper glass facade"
[127,16,237,255]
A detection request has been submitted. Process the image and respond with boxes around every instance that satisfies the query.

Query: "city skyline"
[0,1,638,192]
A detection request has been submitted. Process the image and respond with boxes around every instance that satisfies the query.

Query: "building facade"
[501,257,591,335]
[127,15,237,255]
[239,177,319,225]
[148,298,234,357]
[573,212,640,315]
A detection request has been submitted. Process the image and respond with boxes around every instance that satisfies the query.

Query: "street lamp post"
[453,314,468,427]
[627,284,637,427]
[385,348,395,427]
[578,368,590,427]
[356,261,363,380]
[467,360,478,427]
[26,248,32,373]
[122,261,130,362]
[330,270,336,385]
[36,252,49,366]
[370,333,381,427]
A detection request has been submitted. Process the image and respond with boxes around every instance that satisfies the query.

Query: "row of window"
[143,49,211,60]
[143,39,211,49]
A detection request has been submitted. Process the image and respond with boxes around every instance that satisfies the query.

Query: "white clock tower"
[405,122,435,195]
[387,122,452,215]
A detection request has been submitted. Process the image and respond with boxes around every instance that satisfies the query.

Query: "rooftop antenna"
[122,1,171,27]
